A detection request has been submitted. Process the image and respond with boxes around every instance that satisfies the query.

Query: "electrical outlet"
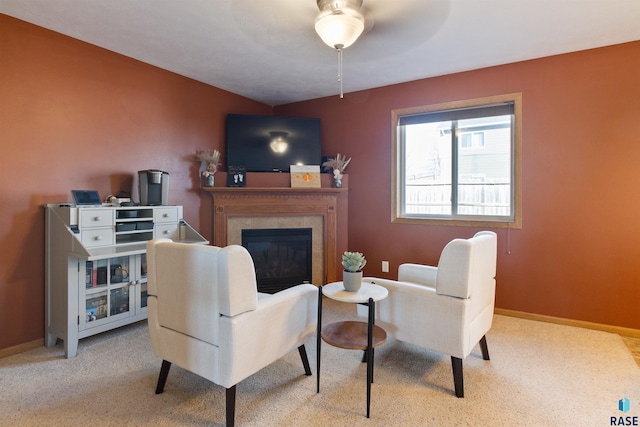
[381,260,389,273]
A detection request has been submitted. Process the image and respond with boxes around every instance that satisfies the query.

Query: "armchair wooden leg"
[155,360,172,394]
[226,385,237,427]
[479,335,490,360]
[451,357,464,398]
[298,345,312,376]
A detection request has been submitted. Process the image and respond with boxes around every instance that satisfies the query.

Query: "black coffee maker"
[138,169,169,206]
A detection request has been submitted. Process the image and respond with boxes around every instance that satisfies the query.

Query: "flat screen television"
[225,114,322,172]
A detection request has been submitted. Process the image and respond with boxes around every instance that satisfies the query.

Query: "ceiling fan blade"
[361,8,375,34]
[361,0,416,22]
[350,0,452,58]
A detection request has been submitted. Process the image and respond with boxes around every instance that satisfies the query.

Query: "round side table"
[317,281,388,418]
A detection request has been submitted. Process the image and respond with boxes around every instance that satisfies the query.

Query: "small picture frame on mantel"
[290,165,321,188]
[227,166,247,187]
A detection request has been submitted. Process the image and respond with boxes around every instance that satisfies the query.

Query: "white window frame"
[391,93,522,228]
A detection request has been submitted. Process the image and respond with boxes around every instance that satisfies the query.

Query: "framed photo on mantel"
[227,166,246,187]
[290,165,321,188]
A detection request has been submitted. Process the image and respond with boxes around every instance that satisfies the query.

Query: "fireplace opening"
[242,228,312,294]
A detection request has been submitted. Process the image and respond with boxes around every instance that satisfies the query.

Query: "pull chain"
[337,47,344,98]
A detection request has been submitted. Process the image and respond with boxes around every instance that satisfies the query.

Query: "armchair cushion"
[398,263,437,288]
[437,232,497,299]
[361,277,467,355]
[148,240,221,346]
[436,238,475,299]
[219,283,317,387]
[217,244,258,317]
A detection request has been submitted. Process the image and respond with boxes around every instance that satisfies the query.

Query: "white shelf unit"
[45,204,208,358]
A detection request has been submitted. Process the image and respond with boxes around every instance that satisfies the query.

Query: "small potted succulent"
[342,251,366,292]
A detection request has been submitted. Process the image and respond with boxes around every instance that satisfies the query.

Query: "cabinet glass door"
[81,256,133,330]
[85,259,108,288]
[139,253,148,309]
[108,256,131,317]
[85,290,108,322]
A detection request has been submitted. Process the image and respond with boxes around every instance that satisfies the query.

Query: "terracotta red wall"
[2,12,639,354]
[0,15,271,351]
[276,41,640,330]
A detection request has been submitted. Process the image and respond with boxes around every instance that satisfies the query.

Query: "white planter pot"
[343,270,363,292]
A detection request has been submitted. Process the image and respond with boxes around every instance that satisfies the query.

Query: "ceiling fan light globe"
[315,11,365,49]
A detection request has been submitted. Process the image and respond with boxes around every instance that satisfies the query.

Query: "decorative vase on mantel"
[196,150,221,188]
[332,170,343,188]
[343,270,363,292]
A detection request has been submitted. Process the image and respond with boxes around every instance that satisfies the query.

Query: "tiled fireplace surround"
[205,180,347,285]
[229,216,323,285]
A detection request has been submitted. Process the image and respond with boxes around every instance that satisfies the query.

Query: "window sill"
[392,216,521,229]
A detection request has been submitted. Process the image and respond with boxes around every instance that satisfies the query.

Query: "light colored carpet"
[1,299,638,426]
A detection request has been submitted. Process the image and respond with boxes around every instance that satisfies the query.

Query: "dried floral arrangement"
[322,153,351,174]
[196,149,221,177]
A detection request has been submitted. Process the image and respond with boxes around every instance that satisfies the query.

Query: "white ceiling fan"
[312,0,437,98]
[312,0,439,50]
[314,0,373,50]
[313,0,374,98]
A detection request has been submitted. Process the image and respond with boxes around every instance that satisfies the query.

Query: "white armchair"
[357,231,497,397]
[146,239,317,426]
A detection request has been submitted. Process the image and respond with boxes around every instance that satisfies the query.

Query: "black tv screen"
[226,114,322,172]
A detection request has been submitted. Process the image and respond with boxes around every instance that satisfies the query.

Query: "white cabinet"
[45,204,207,358]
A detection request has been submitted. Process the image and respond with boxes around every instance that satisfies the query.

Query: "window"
[392,93,522,228]
[460,131,485,148]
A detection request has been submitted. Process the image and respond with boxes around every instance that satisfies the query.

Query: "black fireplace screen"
[241,228,312,293]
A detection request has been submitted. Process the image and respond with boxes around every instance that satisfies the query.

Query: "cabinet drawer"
[80,209,114,228]
[81,228,114,247]
[154,207,178,223]
[155,224,179,239]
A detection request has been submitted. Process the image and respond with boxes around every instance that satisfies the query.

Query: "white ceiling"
[2,0,640,106]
